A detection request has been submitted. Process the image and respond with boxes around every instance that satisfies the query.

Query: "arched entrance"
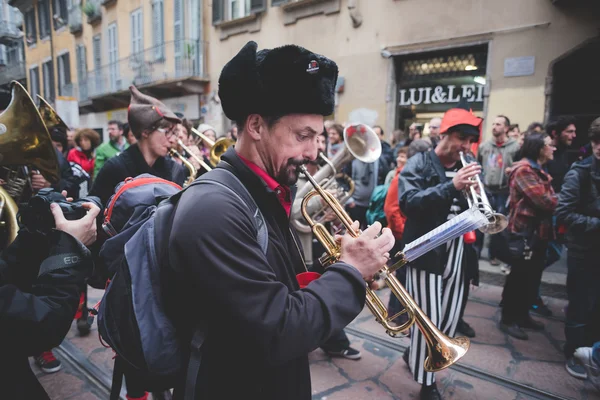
[546,36,600,162]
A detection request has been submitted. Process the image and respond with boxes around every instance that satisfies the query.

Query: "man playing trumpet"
[166,41,395,399]
[398,103,482,400]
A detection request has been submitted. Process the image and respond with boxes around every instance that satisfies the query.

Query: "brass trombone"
[300,123,470,372]
[459,152,508,234]
[191,128,235,167]
[177,139,213,172]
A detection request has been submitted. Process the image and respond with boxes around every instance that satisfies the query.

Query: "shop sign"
[398,84,485,107]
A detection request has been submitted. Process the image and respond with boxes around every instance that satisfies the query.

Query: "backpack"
[365,183,389,227]
[97,166,268,399]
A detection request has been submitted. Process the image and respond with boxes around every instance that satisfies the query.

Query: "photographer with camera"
[0,190,100,399]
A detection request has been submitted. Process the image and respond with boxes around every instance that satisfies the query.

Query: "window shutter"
[250,0,266,13]
[64,52,71,85]
[271,0,288,6]
[212,0,223,25]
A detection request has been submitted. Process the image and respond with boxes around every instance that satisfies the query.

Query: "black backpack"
[97,166,268,399]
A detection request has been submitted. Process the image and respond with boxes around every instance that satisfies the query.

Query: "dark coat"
[556,156,600,255]
[166,148,366,400]
[54,148,81,200]
[89,144,187,208]
[398,150,467,274]
[0,230,93,399]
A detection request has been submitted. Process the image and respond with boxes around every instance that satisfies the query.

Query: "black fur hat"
[218,41,339,122]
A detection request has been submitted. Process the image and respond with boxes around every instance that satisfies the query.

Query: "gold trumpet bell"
[425,335,470,372]
[0,81,60,183]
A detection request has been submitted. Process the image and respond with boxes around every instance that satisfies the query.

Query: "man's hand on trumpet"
[338,221,395,282]
[452,162,481,191]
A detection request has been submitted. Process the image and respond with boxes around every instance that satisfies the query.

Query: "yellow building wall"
[204,0,598,138]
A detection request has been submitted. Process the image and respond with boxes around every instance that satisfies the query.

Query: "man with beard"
[399,104,482,400]
[165,41,395,399]
[546,116,578,193]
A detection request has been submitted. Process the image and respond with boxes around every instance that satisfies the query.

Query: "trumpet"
[191,128,235,167]
[459,152,508,234]
[169,148,197,187]
[300,123,469,372]
[292,152,356,234]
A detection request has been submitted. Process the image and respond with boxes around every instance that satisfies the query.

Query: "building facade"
[8,0,599,149]
[205,0,600,150]
[0,0,24,109]
[12,0,208,142]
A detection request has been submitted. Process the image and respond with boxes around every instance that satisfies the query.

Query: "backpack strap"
[195,163,269,255]
[181,163,268,400]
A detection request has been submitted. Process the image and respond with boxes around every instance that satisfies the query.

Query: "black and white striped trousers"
[405,236,465,386]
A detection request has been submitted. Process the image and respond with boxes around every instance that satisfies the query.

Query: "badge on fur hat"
[306,60,319,74]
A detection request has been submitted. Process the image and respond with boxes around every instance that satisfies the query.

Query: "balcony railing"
[69,5,83,34]
[0,60,26,86]
[82,0,102,24]
[0,21,22,45]
[78,39,207,101]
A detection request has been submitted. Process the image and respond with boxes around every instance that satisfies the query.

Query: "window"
[29,66,40,101]
[107,23,119,90]
[42,60,55,103]
[174,0,183,74]
[130,9,143,56]
[212,0,265,24]
[152,0,164,60]
[38,0,51,38]
[53,0,69,29]
[57,52,71,96]
[24,9,37,45]
[92,34,101,94]
[76,44,87,99]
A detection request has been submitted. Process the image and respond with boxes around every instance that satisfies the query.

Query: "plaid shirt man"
[507,159,558,241]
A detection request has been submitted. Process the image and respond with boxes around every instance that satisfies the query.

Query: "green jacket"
[94,140,128,178]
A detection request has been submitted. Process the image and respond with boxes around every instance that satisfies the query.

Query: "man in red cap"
[398,103,482,400]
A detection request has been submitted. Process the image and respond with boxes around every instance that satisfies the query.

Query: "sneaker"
[500,264,511,275]
[499,322,528,340]
[325,346,362,360]
[490,258,500,266]
[574,347,600,390]
[420,382,442,400]
[34,351,62,374]
[565,357,588,380]
[456,319,476,338]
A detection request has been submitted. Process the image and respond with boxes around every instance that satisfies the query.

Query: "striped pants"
[405,237,465,385]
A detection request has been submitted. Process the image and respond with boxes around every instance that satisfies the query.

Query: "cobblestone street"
[33,278,600,400]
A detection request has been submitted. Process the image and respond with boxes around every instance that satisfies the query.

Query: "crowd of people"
[1,39,599,400]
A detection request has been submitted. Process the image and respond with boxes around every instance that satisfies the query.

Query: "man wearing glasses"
[90,85,187,208]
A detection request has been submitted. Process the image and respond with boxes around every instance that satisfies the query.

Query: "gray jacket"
[477,139,520,192]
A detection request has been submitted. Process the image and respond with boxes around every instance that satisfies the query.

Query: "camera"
[19,188,102,235]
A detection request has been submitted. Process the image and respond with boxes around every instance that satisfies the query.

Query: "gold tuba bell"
[0,81,60,247]
[299,123,470,372]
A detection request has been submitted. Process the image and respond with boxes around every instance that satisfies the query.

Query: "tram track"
[344,326,574,400]
[56,340,127,400]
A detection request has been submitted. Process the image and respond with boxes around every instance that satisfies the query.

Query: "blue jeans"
[564,252,600,357]
[486,192,509,261]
